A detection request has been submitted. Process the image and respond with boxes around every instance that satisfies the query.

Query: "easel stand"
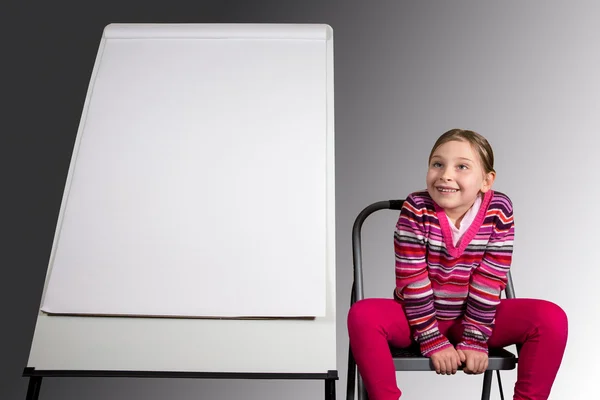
[23,368,338,400]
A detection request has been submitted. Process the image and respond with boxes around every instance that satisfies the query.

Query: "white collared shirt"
[448,194,483,246]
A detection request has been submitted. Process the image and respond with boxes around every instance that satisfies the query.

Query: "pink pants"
[347,298,568,400]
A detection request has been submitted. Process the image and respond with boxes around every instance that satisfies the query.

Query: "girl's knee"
[347,298,401,332]
[534,300,568,339]
[347,298,379,328]
[544,300,568,332]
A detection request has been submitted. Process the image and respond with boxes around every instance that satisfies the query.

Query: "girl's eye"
[432,162,442,168]
[457,164,469,170]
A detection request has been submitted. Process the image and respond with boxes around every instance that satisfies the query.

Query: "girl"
[347,129,568,400]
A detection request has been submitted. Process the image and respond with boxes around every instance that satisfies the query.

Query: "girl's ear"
[481,171,496,193]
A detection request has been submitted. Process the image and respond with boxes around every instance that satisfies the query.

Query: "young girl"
[347,129,568,400]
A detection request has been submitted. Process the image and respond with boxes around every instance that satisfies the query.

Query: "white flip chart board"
[39,23,335,318]
[27,23,336,373]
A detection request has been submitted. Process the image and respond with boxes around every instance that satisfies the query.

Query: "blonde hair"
[428,129,495,174]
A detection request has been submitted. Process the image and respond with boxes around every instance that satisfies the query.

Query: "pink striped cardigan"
[394,190,514,356]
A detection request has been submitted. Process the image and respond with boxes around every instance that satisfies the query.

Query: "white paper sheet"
[40,24,333,318]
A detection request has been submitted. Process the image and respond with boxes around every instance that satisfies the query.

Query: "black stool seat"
[389,345,517,371]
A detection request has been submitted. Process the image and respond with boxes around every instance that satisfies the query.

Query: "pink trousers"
[347,298,568,400]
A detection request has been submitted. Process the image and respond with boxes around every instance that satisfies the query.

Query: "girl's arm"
[457,195,515,353]
[394,196,453,357]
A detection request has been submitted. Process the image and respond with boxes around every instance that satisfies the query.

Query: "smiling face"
[426,139,495,222]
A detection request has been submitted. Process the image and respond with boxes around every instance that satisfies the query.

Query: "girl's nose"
[440,168,453,181]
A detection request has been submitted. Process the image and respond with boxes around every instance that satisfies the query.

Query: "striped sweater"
[393,190,514,356]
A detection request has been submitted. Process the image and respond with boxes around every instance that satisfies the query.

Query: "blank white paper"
[40,24,333,318]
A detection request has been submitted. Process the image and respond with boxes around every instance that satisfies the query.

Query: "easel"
[24,23,337,400]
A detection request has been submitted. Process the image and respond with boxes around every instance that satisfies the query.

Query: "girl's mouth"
[437,187,458,193]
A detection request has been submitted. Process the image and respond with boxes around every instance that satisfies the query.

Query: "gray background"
[4,1,598,399]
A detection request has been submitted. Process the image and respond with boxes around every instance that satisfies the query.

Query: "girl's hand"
[430,347,462,375]
[456,349,488,374]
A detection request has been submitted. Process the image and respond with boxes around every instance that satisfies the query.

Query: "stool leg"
[358,374,368,400]
[481,370,493,400]
[347,349,356,400]
[496,370,505,400]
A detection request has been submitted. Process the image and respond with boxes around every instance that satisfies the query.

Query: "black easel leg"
[26,376,42,400]
[325,378,336,400]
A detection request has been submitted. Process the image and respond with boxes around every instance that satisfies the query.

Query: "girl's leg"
[347,298,413,400]
[488,298,568,400]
